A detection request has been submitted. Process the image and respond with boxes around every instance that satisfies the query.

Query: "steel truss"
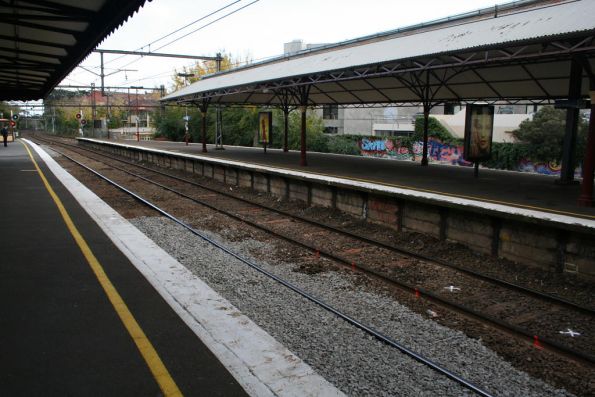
[173,35,595,107]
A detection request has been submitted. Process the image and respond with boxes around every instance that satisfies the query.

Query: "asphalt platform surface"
[0,140,247,396]
[104,139,595,220]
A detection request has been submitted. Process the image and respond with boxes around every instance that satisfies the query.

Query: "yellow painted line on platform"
[246,159,595,220]
[21,141,183,397]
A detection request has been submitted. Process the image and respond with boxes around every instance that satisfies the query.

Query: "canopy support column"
[300,105,307,166]
[578,89,595,207]
[421,103,431,166]
[291,85,310,166]
[215,106,224,150]
[276,89,293,153]
[215,53,224,150]
[559,57,583,184]
[198,99,210,153]
[401,69,440,167]
[283,107,289,152]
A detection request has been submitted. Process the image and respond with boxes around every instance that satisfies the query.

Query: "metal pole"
[100,51,105,96]
[201,109,208,153]
[184,106,189,145]
[106,89,110,140]
[559,57,582,184]
[136,88,139,142]
[94,49,220,61]
[127,87,131,137]
[215,53,224,149]
[91,83,96,137]
[300,105,307,166]
[284,107,289,152]
[79,108,83,136]
[421,105,430,166]
[420,70,431,166]
[578,90,595,207]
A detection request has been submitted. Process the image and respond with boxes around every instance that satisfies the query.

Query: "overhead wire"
[68,0,245,80]
[115,0,261,86]
[104,0,244,67]
[151,0,260,54]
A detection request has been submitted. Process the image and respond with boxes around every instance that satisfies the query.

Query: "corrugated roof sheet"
[0,0,149,100]
[163,0,595,105]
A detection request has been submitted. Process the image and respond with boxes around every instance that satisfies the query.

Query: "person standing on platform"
[1,125,8,147]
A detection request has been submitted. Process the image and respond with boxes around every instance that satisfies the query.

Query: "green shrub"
[414,116,459,144]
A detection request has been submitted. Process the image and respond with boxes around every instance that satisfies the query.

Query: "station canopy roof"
[163,0,595,108]
[0,0,149,100]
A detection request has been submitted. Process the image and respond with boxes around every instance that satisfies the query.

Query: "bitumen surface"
[102,139,595,220]
[0,140,248,396]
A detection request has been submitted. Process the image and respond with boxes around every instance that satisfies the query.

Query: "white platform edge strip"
[25,139,344,397]
[80,138,595,230]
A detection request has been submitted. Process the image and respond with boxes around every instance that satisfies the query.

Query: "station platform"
[72,136,595,279]
[0,139,342,396]
[94,138,595,220]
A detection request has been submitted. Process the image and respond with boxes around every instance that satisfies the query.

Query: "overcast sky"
[63,0,511,93]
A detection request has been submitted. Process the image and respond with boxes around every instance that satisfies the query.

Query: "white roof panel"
[164,0,595,104]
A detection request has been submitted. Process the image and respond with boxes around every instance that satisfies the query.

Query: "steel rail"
[46,143,495,397]
[40,135,595,316]
[38,136,595,366]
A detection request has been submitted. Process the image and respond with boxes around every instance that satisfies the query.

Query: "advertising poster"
[259,111,272,144]
[464,104,494,162]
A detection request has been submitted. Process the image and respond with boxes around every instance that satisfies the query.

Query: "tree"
[271,109,325,151]
[220,106,259,146]
[413,116,458,144]
[42,107,79,135]
[157,53,259,143]
[170,52,251,91]
[153,106,187,141]
[44,89,90,135]
[511,106,588,162]
[0,101,19,120]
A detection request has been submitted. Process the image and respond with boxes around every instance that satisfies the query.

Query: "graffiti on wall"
[517,159,582,177]
[359,137,471,166]
[358,137,582,176]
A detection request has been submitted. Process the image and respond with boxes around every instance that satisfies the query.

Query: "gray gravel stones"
[131,216,573,397]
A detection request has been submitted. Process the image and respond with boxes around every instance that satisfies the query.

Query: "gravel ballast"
[131,216,572,397]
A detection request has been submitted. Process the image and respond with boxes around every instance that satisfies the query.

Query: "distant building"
[317,104,418,137]
[79,90,160,128]
[433,106,535,143]
[283,40,329,55]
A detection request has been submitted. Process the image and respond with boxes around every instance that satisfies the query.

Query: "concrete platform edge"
[25,139,345,397]
[79,138,595,230]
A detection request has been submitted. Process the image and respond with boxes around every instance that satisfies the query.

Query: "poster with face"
[464,104,494,162]
[258,112,272,144]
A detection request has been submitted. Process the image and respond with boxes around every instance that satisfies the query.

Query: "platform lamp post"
[131,86,142,142]
[177,73,195,144]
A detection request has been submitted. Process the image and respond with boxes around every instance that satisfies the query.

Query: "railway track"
[27,136,497,396]
[32,135,595,366]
